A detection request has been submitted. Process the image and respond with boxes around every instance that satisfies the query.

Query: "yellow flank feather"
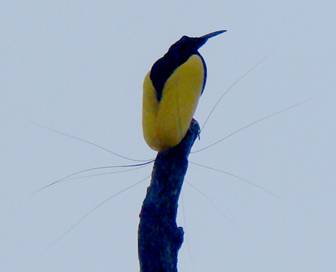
[142,54,204,151]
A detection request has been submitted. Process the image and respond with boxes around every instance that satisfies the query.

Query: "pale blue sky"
[1,0,335,271]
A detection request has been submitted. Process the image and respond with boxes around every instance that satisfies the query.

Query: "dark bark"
[138,119,200,272]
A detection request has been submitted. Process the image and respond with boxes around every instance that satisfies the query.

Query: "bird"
[142,30,226,151]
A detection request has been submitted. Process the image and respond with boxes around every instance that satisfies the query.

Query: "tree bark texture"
[138,119,200,272]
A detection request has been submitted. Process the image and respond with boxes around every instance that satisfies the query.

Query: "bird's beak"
[200,30,227,40]
[191,30,226,50]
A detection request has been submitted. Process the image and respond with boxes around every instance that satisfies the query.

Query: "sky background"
[1,0,335,271]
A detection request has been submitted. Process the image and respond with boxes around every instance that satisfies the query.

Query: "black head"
[150,30,226,101]
[167,30,227,57]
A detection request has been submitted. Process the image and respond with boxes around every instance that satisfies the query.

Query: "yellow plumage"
[143,55,204,151]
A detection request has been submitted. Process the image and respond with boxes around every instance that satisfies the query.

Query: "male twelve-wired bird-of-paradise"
[142,30,226,151]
